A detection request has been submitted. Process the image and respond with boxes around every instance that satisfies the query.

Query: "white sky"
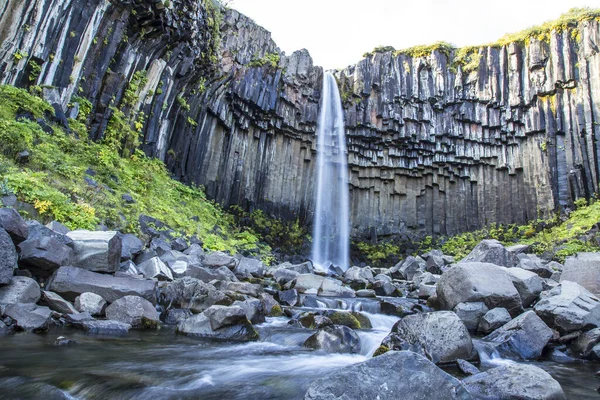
[232,0,600,70]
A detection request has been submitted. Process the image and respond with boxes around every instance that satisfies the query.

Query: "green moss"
[373,345,389,357]
[393,41,454,59]
[247,53,280,69]
[202,0,223,65]
[327,311,361,329]
[355,241,399,267]
[350,312,372,329]
[269,304,283,317]
[363,45,395,58]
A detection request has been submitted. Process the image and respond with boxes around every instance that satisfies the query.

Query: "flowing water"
[1,302,598,399]
[311,71,350,272]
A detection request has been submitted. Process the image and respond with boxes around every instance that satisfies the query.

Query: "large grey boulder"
[0,276,40,304]
[18,236,73,276]
[218,281,263,297]
[187,265,237,282]
[319,278,355,298]
[137,256,173,281]
[105,295,160,329]
[561,252,600,295]
[202,251,236,269]
[293,274,326,294]
[390,256,426,280]
[234,257,265,278]
[74,292,107,316]
[454,302,488,332]
[534,281,600,334]
[304,351,470,400]
[344,266,374,282]
[159,277,230,313]
[381,311,474,364]
[0,207,28,243]
[478,307,512,334]
[4,303,52,332]
[232,299,266,325]
[463,363,566,400]
[303,325,361,354]
[504,267,544,307]
[26,220,73,246]
[203,305,247,330]
[0,228,16,284]
[483,310,552,360]
[272,261,313,275]
[517,253,555,278]
[570,327,600,359]
[437,262,523,317]
[40,290,77,314]
[120,233,144,262]
[66,230,122,272]
[176,312,259,341]
[47,266,157,304]
[273,268,300,285]
[462,239,518,267]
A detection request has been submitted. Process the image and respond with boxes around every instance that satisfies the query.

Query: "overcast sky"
[232,0,600,70]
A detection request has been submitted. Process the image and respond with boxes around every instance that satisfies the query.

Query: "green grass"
[0,85,271,259]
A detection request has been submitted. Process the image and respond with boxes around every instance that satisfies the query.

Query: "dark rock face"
[66,230,122,273]
[0,276,41,305]
[176,312,259,341]
[462,240,518,268]
[2,0,597,239]
[18,236,73,277]
[304,351,470,400]
[561,252,600,296]
[159,277,229,313]
[0,208,28,244]
[0,228,16,284]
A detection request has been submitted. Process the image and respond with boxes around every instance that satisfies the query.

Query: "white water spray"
[311,71,350,271]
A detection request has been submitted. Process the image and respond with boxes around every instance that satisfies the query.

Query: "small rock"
[303,325,361,354]
[74,292,107,316]
[105,295,160,329]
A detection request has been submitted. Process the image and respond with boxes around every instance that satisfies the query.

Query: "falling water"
[311,71,350,272]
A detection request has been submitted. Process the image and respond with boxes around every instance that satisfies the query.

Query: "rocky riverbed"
[1,208,600,399]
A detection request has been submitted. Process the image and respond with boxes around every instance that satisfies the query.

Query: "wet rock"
[203,305,247,330]
[571,328,600,359]
[81,319,131,335]
[54,336,77,347]
[47,266,157,304]
[0,376,73,399]
[534,281,600,334]
[483,310,552,360]
[120,233,144,261]
[373,280,398,297]
[326,311,361,329]
[176,312,259,341]
[232,299,265,325]
[18,236,73,277]
[159,277,229,313]
[41,290,77,314]
[381,311,474,364]
[0,208,28,243]
[463,363,566,399]
[105,295,160,329]
[319,277,355,297]
[0,228,16,284]
[278,289,299,306]
[351,312,372,329]
[356,289,376,298]
[478,307,512,334]
[3,303,52,332]
[260,292,282,316]
[303,325,361,354]
[273,268,299,285]
[561,252,600,296]
[74,292,107,316]
[462,239,518,268]
[454,302,488,333]
[437,262,523,317]
[504,267,544,307]
[66,230,122,273]
[137,256,174,281]
[202,251,236,269]
[162,308,193,325]
[305,351,469,400]
[293,274,326,294]
[457,359,480,376]
[389,256,426,280]
[0,276,40,305]
[379,297,420,317]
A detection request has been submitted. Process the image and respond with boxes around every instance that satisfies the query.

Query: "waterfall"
[311,71,350,272]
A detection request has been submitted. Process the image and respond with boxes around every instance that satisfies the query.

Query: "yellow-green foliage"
[362,45,396,58]
[355,241,400,266]
[0,85,271,259]
[393,41,454,59]
[453,46,482,74]
[203,0,223,65]
[247,53,280,69]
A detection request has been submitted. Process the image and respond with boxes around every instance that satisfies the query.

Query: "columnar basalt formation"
[1,0,599,239]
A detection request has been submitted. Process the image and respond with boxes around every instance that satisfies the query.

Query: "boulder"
[202,251,236,269]
[273,268,299,285]
[454,302,488,332]
[483,310,552,360]
[120,233,144,261]
[170,237,188,252]
[119,260,140,276]
[26,221,73,246]
[74,292,107,316]
[517,253,554,278]
[463,363,566,400]
[456,359,480,376]
[356,289,376,298]
[344,266,374,281]
[0,228,16,284]
[461,239,518,267]
[218,281,263,297]
[390,256,426,280]
[326,311,361,329]
[0,276,40,304]
[187,265,237,282]
[478,307,511,334]
[66,230,122,273]
[436,262,523,317]
[381,311,474,364]
[149,238,172,256]
[4,303,52,332]
[18,236,73,277]
[304,351,470,400]
[40,290,77,314]
[319,278,355,298]
[176,312,259,341]
[373,280,397,297]
[561,252,600,295]
[232,299,265,325]
[105,295,160,329]
[47,266,157,304]
[159,250,191,277]
[303,325,361,354]
[203,305,247,330]
[293,274,326,294]
[137,256,173,281]
[379,297,420,317]
[278,289,299,307]
[426,254,446,275]
[162,308,193,325]
[504,267,543,307]
[81,319,131,335]
[183,243,205,260]
[260,292,282,316]
[274,261,313,274]
[159,277,229,313]
[570,327,600,359]
[46,220,70,234]
[0,207,28,243]
[234,257,265,278]
[534,281,600,334]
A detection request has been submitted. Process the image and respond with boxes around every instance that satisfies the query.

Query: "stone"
[478,307,512,334]
[162,308,193,325]
[47,266,157,304]
[159,250,191,277]
[344,266,374,281]
[40,290,77,314]
[46,220,70,234]
[426,254,446,274]
[4,303,52,332]
[105,295,160,329]
[176,312,259,341]
[319,278,355,297]
[273,268,300,285]
[218,281,263,297]
[303,325,361,354]
[461,239,518,267]
[137,256,174,281]
[0,228,16,284]
[304,351,470,400]
[0,276,40,304]
[418,284,437,299]
[534,281,600,334]
[120,233,144,261]
[234,257,265,277]
[436,262,523,317]
[170,237,188,252]
[74,292,107,316]
[119,260,140,276]
[183,243,205,260]
[390,256,426,280]
[0,207,28,243]
[66,230,122,272]
[275,261,313,274]
[233,299,265,325]
[504,267,544,307]
[381,311,474,364]
[561,252,600,295]
[373,280,397,297]
[293,274,326,294]
[379,297,420,317]
[187,265,237,282]
[483,310,553,360]
[456,359,480,376]
[159,277,229,313]
[517,253,554,278]
[18,236,73,277]
[356,289,376,298]
[81,320,131,335]
[278,289,299,306]
[203,305,247,330]
[463,363,566,400]
[202,251,236,269]
[454,302,488,332]
[326,311,361,329]
[260,293,282,316]
[149,238,172,256]
[570,327,600,359]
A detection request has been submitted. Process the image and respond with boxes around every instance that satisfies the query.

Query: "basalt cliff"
[1,0,599,240]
